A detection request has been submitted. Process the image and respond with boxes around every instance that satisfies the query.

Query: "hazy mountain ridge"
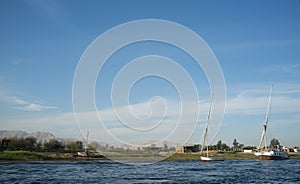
[0,130,180,148]
[0,130,28,139]
[0,130,56,143]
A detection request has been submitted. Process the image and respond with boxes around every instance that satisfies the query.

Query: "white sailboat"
[200,95,224,162]
[76,131,89,157]
[255,85,289,160]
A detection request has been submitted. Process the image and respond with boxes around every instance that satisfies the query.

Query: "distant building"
[142,144,162,152]
[176,146,184,153]
[176,145,200,153]
[283,147,295,153]
[232,148,243,152]
[282,146,300,153]
[0,138,10,146]
[243,150,252,153]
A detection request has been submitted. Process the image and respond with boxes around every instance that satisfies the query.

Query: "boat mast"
[258,85,273,150]
[85,131,89,153]
[201,94,214,157]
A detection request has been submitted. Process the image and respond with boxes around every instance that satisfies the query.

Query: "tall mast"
[201,94,214,156]
[85,131,89,153]
[258,85,273,150]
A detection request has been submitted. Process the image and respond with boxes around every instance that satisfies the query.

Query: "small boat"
[255,85,289,160]
[75,131,89,158]
[200,94,225,162]
[76,151,87,157]
[200,156,224,162]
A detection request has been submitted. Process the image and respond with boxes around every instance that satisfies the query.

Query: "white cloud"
[1,83,299,146]
[260,63,300,77]
[226,83,300,115]
[10,96,56,111]
[0,94,56,112]
[1,99,209,145]
[26,0,64,20]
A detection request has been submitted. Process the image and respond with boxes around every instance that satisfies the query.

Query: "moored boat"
[200,156,225,162]
[255,85,289,160]
[76,151,87,157]
[200,94,225,162]
[255,150,289,160]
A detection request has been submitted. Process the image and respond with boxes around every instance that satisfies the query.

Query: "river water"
[1,159,299,183]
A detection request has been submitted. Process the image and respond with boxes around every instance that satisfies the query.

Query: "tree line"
[0,137,84,152]
[204,138,281,151]
[186,138,281,153]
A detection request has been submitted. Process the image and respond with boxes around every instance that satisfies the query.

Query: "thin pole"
[201,94,214,157]
[258,84,273,150]
[85,131,89,153]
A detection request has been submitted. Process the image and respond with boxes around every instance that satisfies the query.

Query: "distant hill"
[0,130,28,139]
[0,130,55,143]
[26,131,55,143]
[0,130,181,149]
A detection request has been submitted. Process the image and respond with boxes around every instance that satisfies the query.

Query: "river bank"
[1,150,300,162]
[0,150,107,162]
[165,152,300,161]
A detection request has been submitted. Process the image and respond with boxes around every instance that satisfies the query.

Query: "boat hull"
[258,155,289,160]
[75,152,87,157]
[200,156,225,162]
[255,150,289,160]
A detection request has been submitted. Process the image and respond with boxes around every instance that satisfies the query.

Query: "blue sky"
[0,0,300,147]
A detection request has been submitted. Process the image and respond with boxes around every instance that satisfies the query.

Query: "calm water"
[1,159,300,183]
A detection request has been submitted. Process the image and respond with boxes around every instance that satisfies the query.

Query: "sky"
[0,0,300,147]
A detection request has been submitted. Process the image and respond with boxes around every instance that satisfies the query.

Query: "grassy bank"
[287,153,300,159]
[0,151,107,161]
[1,151,300,162]
[0,151,51,161]
[164,152,257,161]
[164,152,300,161]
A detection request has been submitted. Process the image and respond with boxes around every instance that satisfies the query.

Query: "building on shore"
[176,145,200,153]
[283,146,300,153]
[243,149,253,153]
[0,138,10,146]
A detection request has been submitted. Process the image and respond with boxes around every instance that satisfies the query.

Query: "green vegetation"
[43,139,64,151]
[287,153,300,159]
[164,152,257,161]
[164,153,201,161]
[0,137,299,161]
[164,152,300,161]
[0,137,41,151]
[1,137,84,153]
[216,140,230,151]
[0,151,48,161]
[0,150,108,161]
[66,141,83,152]
[0,150,299,162]
[270,138,280,148]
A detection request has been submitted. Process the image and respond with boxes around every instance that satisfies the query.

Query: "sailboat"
[255,85,289,160]
[76,131,89,157]
[200,95,224,162]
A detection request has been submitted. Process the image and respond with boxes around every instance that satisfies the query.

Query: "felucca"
[200,95,224,162]
[254,85,289,160]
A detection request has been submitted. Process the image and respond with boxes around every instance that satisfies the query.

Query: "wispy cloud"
[226,83,300,115]
[10,58,33,66]
[226,93,300,115]
[260,63,300,76]
[0,93,56,112]
[215,39,300,52]
[26,0,66,21]
[9,96,56,111]
[1,83,299,146]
